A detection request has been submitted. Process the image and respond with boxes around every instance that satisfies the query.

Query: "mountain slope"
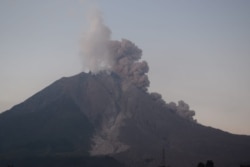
[0,72,250,167]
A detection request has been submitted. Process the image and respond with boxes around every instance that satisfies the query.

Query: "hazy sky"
[0,0,250,135]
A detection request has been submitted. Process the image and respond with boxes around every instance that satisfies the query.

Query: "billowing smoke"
[81,8,195,121]
[150,93,196,122]
[81,9,149,90]
[150,92,168,108]
[167,101,196,122]
[109,39,150,90]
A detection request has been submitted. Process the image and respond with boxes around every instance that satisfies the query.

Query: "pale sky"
[0,0,250,135]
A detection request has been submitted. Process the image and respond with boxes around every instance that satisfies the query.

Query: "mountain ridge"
[0,72,250,167]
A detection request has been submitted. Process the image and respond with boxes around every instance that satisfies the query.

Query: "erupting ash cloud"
[81,8,195,121]
[109,39,150,90]
[81,9,149,90]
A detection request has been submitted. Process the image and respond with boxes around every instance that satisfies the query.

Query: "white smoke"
[81,9,113,74]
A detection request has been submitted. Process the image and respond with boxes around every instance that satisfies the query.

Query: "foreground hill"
[0,72,249,167]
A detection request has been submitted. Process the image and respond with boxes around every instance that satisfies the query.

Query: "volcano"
[0,72,250,167]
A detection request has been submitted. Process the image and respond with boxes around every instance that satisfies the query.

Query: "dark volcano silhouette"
[0,72,250,167]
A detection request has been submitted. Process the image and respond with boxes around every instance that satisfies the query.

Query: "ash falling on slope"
[81,9,195,121]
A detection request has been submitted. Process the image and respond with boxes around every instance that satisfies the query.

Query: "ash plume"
[81,9,112,74]
[81,9,149,90]
[109,39,150,91]
[81,8,195,121]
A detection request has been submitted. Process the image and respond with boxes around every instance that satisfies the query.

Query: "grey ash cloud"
[81,9,149,91]
[81,8,195,121]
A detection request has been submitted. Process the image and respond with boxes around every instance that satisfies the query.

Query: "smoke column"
[81,9,150,90]
[81,9,112,74]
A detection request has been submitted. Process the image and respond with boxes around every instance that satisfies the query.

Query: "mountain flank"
[0,72,250,167]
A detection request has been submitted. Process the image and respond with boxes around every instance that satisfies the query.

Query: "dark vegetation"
[1,155,123,167]
[197,160,214,167]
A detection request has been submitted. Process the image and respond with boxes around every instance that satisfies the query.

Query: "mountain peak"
[0,72,250,167]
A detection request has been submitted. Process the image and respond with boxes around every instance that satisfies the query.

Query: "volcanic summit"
[0,9,250,167]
